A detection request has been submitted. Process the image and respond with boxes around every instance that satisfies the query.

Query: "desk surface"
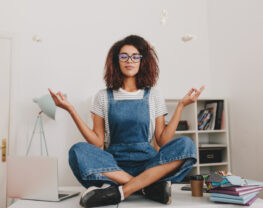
[9,185,263,208]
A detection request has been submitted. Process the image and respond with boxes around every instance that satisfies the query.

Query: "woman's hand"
[48,88,73,112]
[179,85,205,107]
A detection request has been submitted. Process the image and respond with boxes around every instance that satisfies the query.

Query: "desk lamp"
[26,93,59,156]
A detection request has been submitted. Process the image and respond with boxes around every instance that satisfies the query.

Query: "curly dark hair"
[104,35,159,90]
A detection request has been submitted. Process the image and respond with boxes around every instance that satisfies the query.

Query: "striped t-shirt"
[90,88,168,144]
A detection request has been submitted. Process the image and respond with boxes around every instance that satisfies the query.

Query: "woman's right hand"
[48,88,73,112]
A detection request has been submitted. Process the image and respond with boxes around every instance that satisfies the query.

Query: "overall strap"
[106,88,114,101]
[143,88,151,100]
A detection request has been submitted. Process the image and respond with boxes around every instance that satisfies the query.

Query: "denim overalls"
[69,88,197,188]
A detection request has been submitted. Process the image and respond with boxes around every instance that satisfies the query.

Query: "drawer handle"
[207,154,214,159]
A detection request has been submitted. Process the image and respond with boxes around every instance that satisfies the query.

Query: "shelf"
[164,98,230,175]
[199,162,228,167]
[175,130,196,134]
[165,98,226,101]
[198,130,226,133]
[175,130,227,134]
[199,144,227,148]
[197,97,225,101]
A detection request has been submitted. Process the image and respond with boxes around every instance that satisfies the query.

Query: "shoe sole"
[166,181,172,205]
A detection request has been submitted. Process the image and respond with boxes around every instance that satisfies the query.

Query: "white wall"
[0,0,211,186]
[207,0,263,183]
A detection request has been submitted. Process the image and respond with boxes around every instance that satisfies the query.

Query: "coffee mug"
[190,175,204,197]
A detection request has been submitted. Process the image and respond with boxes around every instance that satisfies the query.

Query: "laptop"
[7,156,80,202]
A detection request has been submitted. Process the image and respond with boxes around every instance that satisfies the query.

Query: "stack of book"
[205,173,263,206]
[209,185,263,206]
[198,100,224,130]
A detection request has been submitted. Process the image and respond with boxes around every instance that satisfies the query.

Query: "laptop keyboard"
[58,193,69,198]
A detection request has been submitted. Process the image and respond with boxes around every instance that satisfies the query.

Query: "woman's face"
[118,45,141,78]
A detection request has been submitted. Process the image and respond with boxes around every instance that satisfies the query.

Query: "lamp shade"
[33,94,56,120]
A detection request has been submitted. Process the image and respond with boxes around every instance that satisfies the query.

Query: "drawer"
[199,148,223,163]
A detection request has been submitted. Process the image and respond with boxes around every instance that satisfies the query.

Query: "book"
[220,185,263,192]
[245,195,259,206]
[198,109,209,123]
[204,120,211,130]
[198,109,206,129]
[198,108,213,130]
[198,109,205,121]
[199,112,212,130]
[210,192,258,201]
[205,102,217,130]
[220,110,225,129]
[219,178,263,187]
[210,194,259,206]
[215,101,224,129]
[245,179,263,186]
[209,187,263,196]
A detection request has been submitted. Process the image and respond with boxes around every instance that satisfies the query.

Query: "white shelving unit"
[165,98,231,178]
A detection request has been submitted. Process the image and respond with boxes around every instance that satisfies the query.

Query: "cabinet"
[165,98,230,179]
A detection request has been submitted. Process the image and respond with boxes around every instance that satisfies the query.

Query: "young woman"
[49,35,205,207]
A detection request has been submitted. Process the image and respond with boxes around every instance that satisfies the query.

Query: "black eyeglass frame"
[118,53,143,63]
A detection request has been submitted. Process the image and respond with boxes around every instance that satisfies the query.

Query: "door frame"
[0,31,16,207]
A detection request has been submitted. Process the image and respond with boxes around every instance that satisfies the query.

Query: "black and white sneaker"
[80,184,110,207]
[80,184,121,207]
[142,181,172,204]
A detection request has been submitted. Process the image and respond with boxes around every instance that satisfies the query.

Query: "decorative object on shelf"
[32,34,42,42]
[181,34,196,42]
[26,93,66,156]
[150,42,156,50]
[160,9,168,25]
[176,120,189,131]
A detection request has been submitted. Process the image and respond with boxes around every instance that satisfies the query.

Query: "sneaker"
[142,181,172,204]
[133,189,144,196]
[80,184,111,207]
[80,185,121,207]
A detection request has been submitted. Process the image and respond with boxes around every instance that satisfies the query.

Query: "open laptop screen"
[7,156,59,201]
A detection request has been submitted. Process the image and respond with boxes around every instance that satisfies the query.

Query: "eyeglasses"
[118,53,143,63]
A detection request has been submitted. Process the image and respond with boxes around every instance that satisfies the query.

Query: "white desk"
[120,185,263,208]
[8,186,116,208]
[9,185,263,208]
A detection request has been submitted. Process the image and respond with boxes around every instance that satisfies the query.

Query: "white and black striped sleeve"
[90,89,105,118]
[153,89,168,118]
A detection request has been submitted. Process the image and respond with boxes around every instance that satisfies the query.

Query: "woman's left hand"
[179,85,205,107]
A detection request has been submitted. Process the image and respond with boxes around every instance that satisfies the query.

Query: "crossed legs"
[102,159,184,198]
